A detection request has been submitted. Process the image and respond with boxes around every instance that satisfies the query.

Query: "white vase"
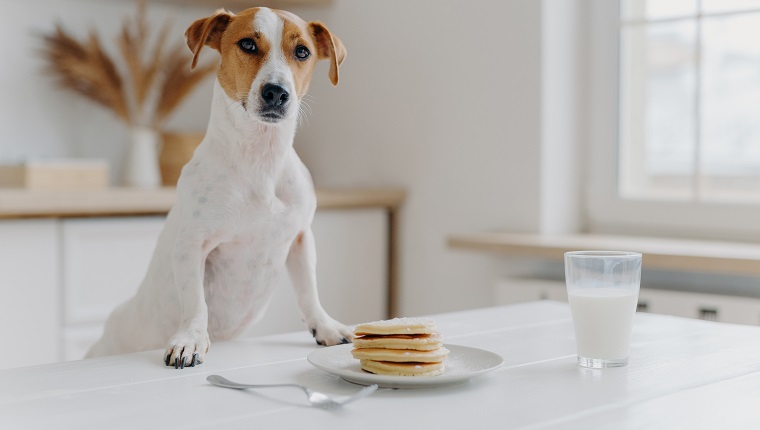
[123,126,162,188]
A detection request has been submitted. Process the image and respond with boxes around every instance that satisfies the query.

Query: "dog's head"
[186,7,345,124]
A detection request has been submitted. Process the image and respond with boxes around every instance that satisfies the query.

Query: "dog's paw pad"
[164,330,209,369]
[308,318,353,347]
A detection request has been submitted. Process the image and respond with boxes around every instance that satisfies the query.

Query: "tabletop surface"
[2,301,760,429]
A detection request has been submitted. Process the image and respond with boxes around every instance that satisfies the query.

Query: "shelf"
[448,231,760,277]
[0,187,405,219]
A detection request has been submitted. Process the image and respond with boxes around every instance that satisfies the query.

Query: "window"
[586,0,760,239]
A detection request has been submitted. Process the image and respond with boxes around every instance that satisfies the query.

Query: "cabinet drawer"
[61,217,165,325]
[494,277,567,305]
[496,277,760,326]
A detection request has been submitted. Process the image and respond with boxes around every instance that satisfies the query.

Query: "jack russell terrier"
[86,7,351,368]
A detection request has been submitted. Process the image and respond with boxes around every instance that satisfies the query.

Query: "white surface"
[307,343,504,389]
[3,301,760,428]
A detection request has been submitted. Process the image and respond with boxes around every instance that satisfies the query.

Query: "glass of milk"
[565,251,642,368]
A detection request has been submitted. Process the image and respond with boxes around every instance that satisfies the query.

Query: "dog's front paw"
[164,329,210,369]
[307,316,353,346]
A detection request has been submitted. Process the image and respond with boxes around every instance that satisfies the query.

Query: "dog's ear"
[308,22,346,86]
[186,9,234,69]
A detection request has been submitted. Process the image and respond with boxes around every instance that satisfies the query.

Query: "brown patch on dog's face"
[276,10,319,99]
[186,7,345,121]
[216,9,272,108]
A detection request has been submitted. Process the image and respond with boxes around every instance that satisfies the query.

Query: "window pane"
[700,13,760,202]
[619,21,697,200]
[621,0,697,21]
[702,0,760,14]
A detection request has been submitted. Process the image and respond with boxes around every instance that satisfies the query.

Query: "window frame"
[585,0,760,241]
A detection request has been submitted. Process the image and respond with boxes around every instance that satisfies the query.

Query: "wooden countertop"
[0,187,406,219]
[449,231,760,276]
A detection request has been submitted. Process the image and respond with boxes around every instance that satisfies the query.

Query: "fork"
[206,375,378,408]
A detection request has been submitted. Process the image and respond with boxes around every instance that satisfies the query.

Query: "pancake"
[354,317,436,336]
[359,359,445,377]
[351,346,449,363]
[352,333,443,351]
[352,317,447,377]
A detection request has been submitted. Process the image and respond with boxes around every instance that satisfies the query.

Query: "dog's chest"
[234,190,308,245]
[203,188,310,290]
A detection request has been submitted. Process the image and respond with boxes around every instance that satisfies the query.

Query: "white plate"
[307,343,504,389]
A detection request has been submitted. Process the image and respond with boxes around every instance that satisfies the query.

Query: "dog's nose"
[261,83,289,108]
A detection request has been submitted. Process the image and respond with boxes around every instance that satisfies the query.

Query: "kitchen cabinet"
[61,211,387,360]
[60,216,166,360]
[495,277,760,326]
[0,209,388,369]
[0,220,60,369]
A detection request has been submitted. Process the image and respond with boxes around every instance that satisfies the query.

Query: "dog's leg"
[163,234,214,368]
[287,228,353,346]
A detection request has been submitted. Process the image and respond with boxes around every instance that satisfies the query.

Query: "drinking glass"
[565,251,642,368]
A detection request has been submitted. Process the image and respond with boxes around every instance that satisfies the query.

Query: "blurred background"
[2,0,760,369]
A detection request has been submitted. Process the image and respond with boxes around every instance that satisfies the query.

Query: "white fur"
[249,8,297,120]
[86,12,351,367]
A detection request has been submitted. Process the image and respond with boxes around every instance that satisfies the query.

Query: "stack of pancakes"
[351,317,449,377]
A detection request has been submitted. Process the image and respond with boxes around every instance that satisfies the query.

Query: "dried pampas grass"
[153,44,217,128]
[40,0,216,129]
[41,25,131,122]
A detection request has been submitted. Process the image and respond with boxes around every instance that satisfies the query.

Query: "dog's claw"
[174,357,179,369]
[311,327,317,337]
[164,354,171,366]
[180,357,185,369]
[341,337,350,344]
[190,353,199,367]
[316,339,326,346]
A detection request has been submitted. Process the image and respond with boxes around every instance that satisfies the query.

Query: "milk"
[568,288,638,360]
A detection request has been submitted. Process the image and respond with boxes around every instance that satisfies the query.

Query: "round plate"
[307,343,504,389]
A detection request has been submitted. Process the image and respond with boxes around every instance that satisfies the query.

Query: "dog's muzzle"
[259,83,290,122]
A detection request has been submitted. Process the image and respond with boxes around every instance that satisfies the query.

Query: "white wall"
[1,0,584,317]
[0,0,215,183]
[288,0,579,315]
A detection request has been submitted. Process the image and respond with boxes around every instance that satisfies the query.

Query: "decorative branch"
[39,0,216,129]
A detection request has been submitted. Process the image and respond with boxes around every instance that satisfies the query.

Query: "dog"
[86,7,351,368]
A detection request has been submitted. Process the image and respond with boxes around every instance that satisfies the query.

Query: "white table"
[3,301,760,429]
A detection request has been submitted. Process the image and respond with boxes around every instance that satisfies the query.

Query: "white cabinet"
[60,217,166,360]
[0,219,60,369]
[495,277,760,326]
[494,277,567,305]
[0,209,387,369]
[636,289,760,326]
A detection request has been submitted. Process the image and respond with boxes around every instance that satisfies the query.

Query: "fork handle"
[207,375,303,390]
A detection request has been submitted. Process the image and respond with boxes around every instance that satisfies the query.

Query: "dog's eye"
[295,45,310,60]
[238,38,257,53]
